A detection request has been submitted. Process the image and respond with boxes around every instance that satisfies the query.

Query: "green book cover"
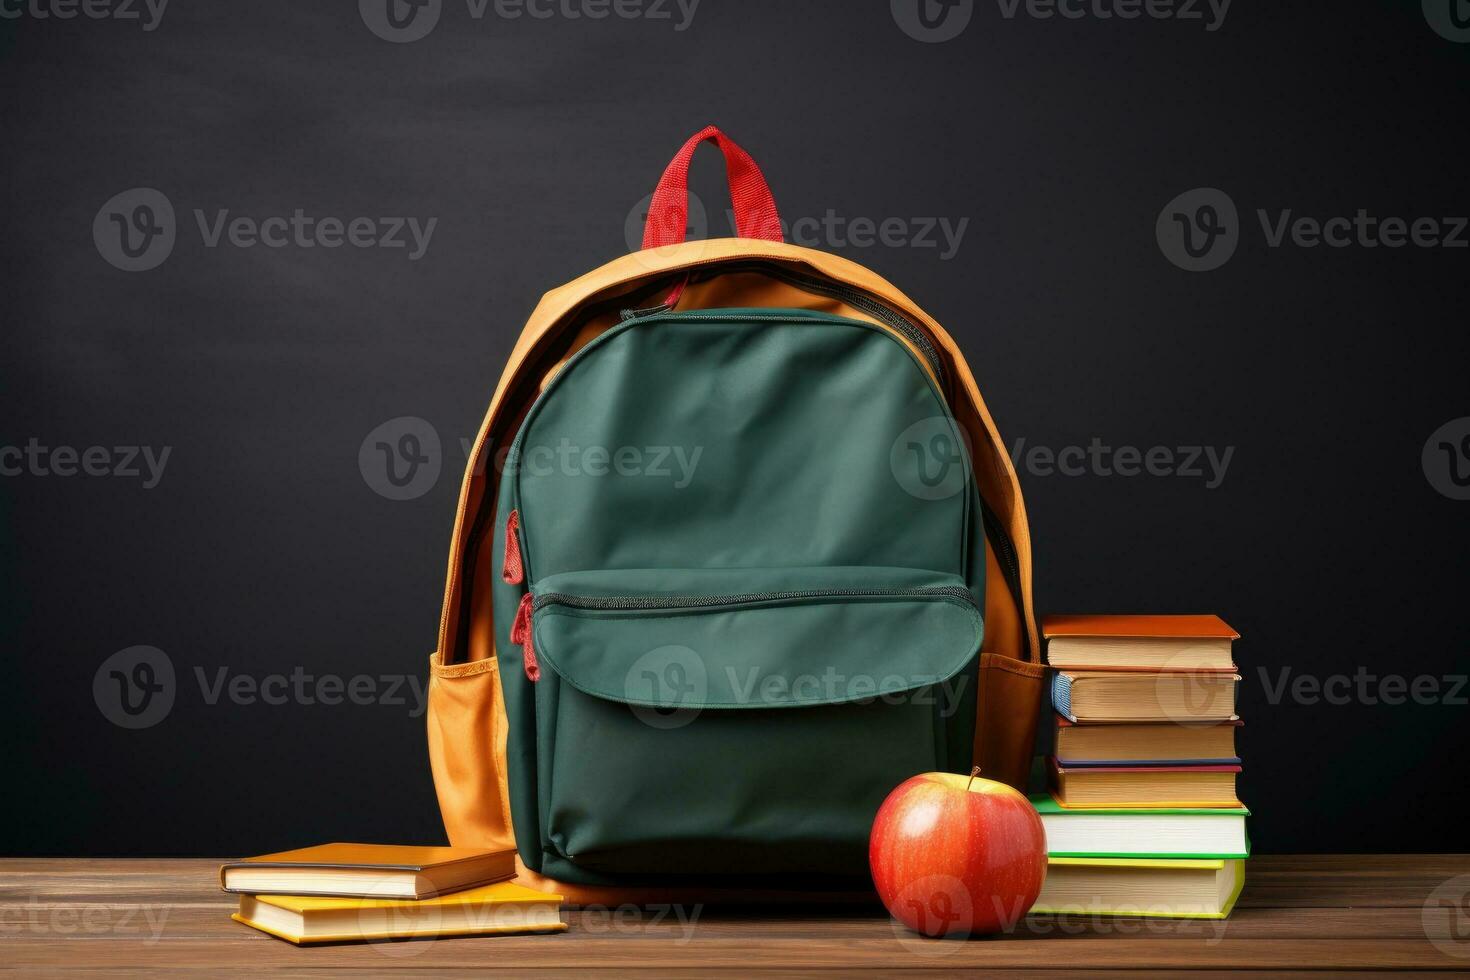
[1028,794,1251,860]
[1030,794,1250,817]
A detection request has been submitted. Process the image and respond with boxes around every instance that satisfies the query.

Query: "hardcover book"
[232,881,566,945]
[1030,857,1245,919]
[1051,670,1240,724]
[220,843,516,899]
[1054,714,1242,766]
[1030,793,1250,858]
[1043,614,1239,671]
[1051,759,1243,808]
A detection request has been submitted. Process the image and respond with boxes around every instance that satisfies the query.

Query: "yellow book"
[1030,857,1245,919]
[232,881,566,944]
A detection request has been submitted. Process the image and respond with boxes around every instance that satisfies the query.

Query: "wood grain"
[1,856,1467,973]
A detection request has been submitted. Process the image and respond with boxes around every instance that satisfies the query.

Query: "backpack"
[426,126,1045,902]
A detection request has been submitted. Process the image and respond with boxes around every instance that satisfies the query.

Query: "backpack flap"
[521,566,981,881]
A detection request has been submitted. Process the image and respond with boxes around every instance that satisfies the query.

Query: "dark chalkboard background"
[2,0,1466,855]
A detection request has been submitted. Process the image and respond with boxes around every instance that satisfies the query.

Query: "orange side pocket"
[426,652,515,851]
[973,652,1046,791]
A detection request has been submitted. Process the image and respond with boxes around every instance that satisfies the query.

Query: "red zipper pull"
[510,592,539,681]
[502,509,524,585]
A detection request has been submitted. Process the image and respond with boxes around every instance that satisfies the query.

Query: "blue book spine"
[1050,671,1076,722]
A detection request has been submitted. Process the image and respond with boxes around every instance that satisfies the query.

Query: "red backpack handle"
[642,126,784,249]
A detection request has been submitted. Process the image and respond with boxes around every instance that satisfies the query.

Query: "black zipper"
[979,497,1030,657]
[533,586,978,614]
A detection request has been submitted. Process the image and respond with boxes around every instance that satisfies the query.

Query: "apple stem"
[967,766,981,791]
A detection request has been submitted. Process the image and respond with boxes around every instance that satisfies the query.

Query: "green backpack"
[449,126,1043,890]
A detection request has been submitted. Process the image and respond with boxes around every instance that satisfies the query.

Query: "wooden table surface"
[3,856,1469,975]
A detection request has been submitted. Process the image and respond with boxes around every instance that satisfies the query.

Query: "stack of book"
[221,843,564,944]
[1030,615,1248,919]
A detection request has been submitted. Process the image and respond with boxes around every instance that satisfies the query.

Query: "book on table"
[1031,857,1245,919]
[220,843,516,899]
[231,881,566,944]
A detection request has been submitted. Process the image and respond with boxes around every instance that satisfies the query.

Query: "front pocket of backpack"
[524,566,982,879]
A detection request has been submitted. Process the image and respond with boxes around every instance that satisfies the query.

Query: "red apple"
[869,768,1047,937]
